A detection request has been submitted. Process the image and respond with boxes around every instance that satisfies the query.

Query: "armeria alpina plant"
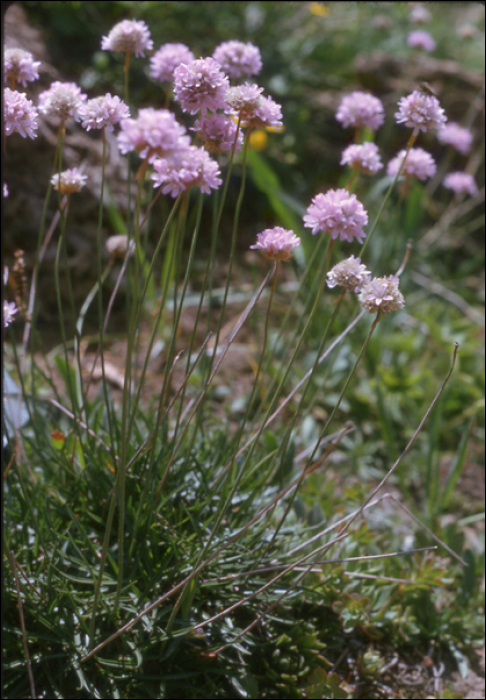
[3,5,483,699]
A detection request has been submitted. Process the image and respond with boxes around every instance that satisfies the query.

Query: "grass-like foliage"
[3,3,484,699]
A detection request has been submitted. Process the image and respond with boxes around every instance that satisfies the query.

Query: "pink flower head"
[4,48,40,87]
[409,5,431,23]
[327,256,371,293]
[225,82,263,117]
[340,142,383,175]
[3,183,8,198]
[4,88,38,139]
[387,147,436,181]
[303,189,368,244]
[407,30,436,51]
[38,81,87,122]
[117,108,189,163]
[225,83,282,130]
[150,43,195,82]
[101,19,153,57]
[395,90,447,134]
[212,41,262,79]
[443,172,478,196]
[173,57,230,115]
[192,113,243,154]
[336,92,385,131]
[78,93,130,132]
[437,123,473,155]
[50,168,88,195]
[151,145,222,197]
[3,300,18,328]
[250,227,300,262]
[358,275,405,314]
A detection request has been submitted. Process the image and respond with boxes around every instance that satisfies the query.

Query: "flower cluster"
[409,5,431,23]
[151,145,222,197]
[225,83,283,130]
[443,172,478,196]
[173,57,230,115]
[340,142,383,175]
[50,168,88,195]
[3,300,17,328]
[327,256,371,293]
[78,94,130,132]
[38,81,87,122]
[4,48,40,87]
[101,19,153,57]
[437,122,473,155]
[395,90,447,134]
[117,108,189,163]
[212,41,262,78]
[407,30,436,51]
[387,147,436,181]
[250,227,300,262]
[150,43,195,82]
[4,88,38,139]
[358,275,405,314]
[192,114,243,153]
[304,189,368,243]
[336,91,385,131]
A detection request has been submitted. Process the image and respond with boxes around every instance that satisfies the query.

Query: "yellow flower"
[249,129,268,151]
[309,2,329,17]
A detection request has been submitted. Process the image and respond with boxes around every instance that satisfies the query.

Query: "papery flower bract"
[250,227,300,262]
[78,94,130,132]
[409,5,431,23]
[4,48,40,87]
[4,88,38,139]
[340,142,383,175]
[3,183,8,198]
[106,234,134,259]
[303,189,368,244]
[336,91,385,131]
[395,90,446,134]
[212,41,262,78]
[173,57,230,115]
[151,145,222,197]
[117,108,189,163]
[437,122,473,155]
[3,300,18,328]
[192,113,243,153]
[327,256,371,293]
[101,19,153,57]
[51,168,88,195]
[407,30,436,51]
[358,275,405,314]
[150,43,195,82]
[443,172,478,196]
[38,81,87,122]
[387,147,436,181]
